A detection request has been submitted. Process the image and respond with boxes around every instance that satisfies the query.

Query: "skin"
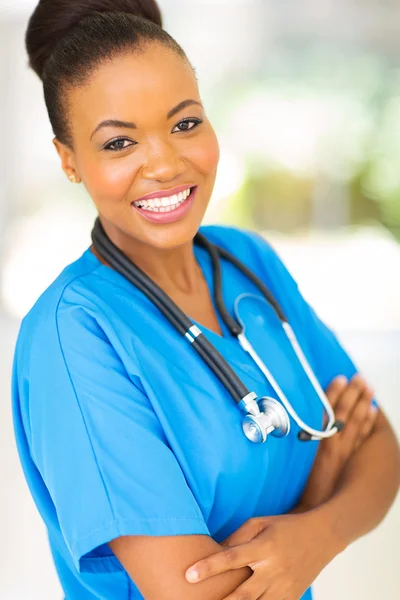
[52,42,400,599]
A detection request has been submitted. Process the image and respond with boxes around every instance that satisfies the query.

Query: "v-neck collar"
[84,238,239,345]
[83,243,268,387]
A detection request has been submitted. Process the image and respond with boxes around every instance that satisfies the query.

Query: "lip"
[133,183,197,203]
[131,185,198,225]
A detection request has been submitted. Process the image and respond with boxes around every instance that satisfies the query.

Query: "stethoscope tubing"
[209,239,288,322]
[92,219,252,405]
[195,234,243,336]
[92,218,342,442]
[281,322,337,436]
[196,236,341,440]
[233,296,337,440]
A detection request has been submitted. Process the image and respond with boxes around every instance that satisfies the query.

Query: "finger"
[325,375,349,408]
[354,403,379,452]
[220,571,266,600]
[323,376,348,426]
[363,403,379,438]
[221,518,269,547]
[258,590,277,600]
[185,540,264,583]
[340,386,374,447]
[334,374,368,424]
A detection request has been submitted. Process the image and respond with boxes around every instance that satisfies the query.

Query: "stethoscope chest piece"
[242,397,291,443]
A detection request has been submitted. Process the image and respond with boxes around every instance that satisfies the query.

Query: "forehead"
[69,45,199,131]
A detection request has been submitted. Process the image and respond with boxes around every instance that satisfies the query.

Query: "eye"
[172,118,203,133]
[103,137,136,152]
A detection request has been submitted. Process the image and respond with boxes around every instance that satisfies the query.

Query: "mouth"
[131,186,196,213]
[130,185,199,225]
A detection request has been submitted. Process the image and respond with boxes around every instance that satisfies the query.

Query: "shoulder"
[14,248,104,371]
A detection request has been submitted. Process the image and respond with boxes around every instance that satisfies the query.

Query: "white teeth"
[166,194,179,205]
[133,187,193,212]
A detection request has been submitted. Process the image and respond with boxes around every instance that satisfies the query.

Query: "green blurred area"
[209,46,400,241]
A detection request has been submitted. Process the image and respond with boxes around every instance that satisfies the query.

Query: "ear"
[53,137,81,183]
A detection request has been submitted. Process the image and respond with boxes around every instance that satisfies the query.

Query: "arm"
[182,377,399,600]
[292,375,400,548]
[109,387,398,600]
[294,373,384,513]
[109,534,252,600]
[31,303,253,597]
[310,408,400,553]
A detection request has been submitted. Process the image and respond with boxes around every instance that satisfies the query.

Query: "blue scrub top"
[12,225,361,600]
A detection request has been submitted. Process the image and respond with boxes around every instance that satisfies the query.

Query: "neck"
[90,222,203,295]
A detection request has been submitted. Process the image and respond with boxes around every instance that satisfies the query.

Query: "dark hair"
[25,1,187,148]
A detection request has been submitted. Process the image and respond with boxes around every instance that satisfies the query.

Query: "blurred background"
[1,0,399,598]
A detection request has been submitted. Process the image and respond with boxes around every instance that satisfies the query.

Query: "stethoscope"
[91,218,344,444]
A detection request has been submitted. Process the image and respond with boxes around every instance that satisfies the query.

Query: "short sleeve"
[28,298,209,573]
[241,228,379,400]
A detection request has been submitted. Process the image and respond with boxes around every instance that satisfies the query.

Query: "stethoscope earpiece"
[334,419,345,432]
[297,430,313,442]
[297,419,346,442]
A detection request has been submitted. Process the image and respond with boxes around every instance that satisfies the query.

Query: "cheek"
[187,128,220,178]
[80,154,139,206]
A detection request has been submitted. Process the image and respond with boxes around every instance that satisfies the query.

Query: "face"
[54,43,220,253]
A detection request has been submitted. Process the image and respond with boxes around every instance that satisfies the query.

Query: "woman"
[12,1,400,599]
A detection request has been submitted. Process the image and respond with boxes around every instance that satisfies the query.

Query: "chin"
[143,223,201,250]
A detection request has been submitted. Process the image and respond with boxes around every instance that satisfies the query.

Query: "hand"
[297,373,378,511]
[185,512,338,600]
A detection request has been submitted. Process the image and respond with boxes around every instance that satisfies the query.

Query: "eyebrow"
[167,99,203,120]
[90,99,203,140]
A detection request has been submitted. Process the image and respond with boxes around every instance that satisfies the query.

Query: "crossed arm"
[109,375,400,600]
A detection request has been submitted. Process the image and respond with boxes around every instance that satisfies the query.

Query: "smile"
[133,187,193,213]
[131,186,199,225]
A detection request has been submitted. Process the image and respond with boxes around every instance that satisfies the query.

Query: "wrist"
[301,503,348,567]
[309,500,349,560]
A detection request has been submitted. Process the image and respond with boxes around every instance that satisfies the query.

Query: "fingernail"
[336,375,348,385]
[186,569,199,582]
[370,403,378,413]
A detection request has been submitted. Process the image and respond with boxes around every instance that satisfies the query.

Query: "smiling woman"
[50,44,219,255]
[25,1,220,259]
[11,1,400,600]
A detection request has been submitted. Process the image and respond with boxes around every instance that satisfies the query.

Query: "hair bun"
[26,0,163,79]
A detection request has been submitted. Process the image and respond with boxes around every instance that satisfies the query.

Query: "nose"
[141,141,186,183]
